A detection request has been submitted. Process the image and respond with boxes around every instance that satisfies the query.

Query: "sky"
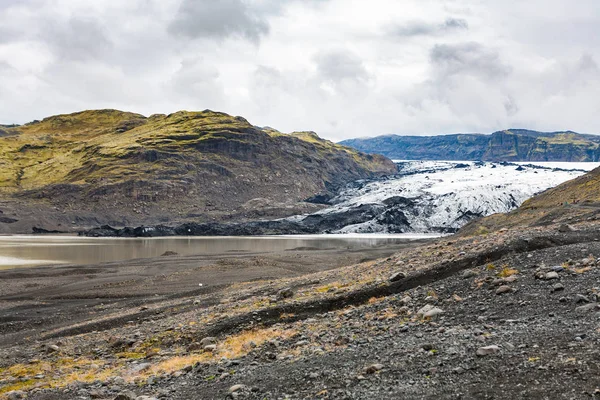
[1,0,600,141]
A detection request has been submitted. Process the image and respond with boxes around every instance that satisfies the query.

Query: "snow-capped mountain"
[293,161,597,234]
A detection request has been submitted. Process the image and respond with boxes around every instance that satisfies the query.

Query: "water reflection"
[0,234,433,270]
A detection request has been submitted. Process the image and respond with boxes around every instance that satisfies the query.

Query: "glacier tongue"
[303,161,595,234]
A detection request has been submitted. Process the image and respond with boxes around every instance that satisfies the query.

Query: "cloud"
[388,17,468,37]
[41,17,113,61]
[430,42,511,80]
[1,0,600,139]
[168,0,269,43]
[314,49,370,83]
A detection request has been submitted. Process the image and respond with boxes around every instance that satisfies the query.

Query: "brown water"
[0,234,437,270]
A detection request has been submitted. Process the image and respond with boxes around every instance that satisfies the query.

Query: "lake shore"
[0,238,431,348]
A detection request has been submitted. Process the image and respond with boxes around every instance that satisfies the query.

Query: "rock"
[364,364,384,374]
[476,345,500,356]
[575,294,591,304]
[200,337,217,347]
[6,391,26,400]
[575,303,598,313]
[558,224,575,233]
[114,391,137,400]
[229,384,248,393]
[462,270,478,279]
[552,283,565,292]
[160,251,178,256]
[422,343,435,351]
[389,271,406,282]
[204,344,217,352]
[581,256,595,266]
[45,344,60,353]
[136,397,158,400]
[417,304,444,318]
[496,285,513,295]
[276,287,294,300]
[545,271,559,280]
[551,265,565,272]
[129,363,151,374]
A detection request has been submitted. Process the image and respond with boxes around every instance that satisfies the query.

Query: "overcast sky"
[1,0,600,140]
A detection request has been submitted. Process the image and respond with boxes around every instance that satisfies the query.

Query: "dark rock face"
[341,129,600,162]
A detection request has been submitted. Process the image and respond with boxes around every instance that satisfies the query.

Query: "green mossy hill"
[0,109,395,228]
[460,166,600,235]
[341,129,600,161]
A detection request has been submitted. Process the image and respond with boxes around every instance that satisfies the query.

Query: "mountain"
[460,165,600,235]
[0,109,396,233]
[81,161,591,237]
[340,129,600,161]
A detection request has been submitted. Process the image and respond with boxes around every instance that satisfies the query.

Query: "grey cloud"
[254,66,284,88]
[578,54,599,73]
[169,57,226,108]
[388,17,468,37]
[168,0,269,43]
[430,42,511,80]
[41,17,112,61]
[314,49,370,83]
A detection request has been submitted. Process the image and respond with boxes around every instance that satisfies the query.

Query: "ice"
[307,161,590,233]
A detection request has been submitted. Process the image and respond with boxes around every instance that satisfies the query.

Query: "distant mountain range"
[340,129,600,161]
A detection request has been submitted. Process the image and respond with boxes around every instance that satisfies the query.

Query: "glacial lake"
[0,234,439,270]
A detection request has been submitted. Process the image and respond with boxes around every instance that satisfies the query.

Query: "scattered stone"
[45,344,60,353]
[364,364,384,374]
[129,363,151,374]
[575,294,591,304]
[200,337,217,347]
[545,272,559,280]
[276,287,294,300]
[558,224,575,233]
[229,384,248,393]
[576,303,599,313]
[417,304,444,318]
[204,344,217,352]
[114,391,137,400]
[389,271,406,282]
[422,343,435,351]
[462,270,478,279]
[496,285,513,295]
[6,391,26,400]
[581,256,595,266]
[476,345,500,356]
[552,283,565,292]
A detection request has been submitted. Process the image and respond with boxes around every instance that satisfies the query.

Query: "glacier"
[294,161,598,234]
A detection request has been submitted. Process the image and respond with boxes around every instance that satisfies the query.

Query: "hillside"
[0,109,396,233]
[341,129,600,161]
[460,166,600,234]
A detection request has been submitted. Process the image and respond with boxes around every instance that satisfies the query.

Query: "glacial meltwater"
[0,234,437,270]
